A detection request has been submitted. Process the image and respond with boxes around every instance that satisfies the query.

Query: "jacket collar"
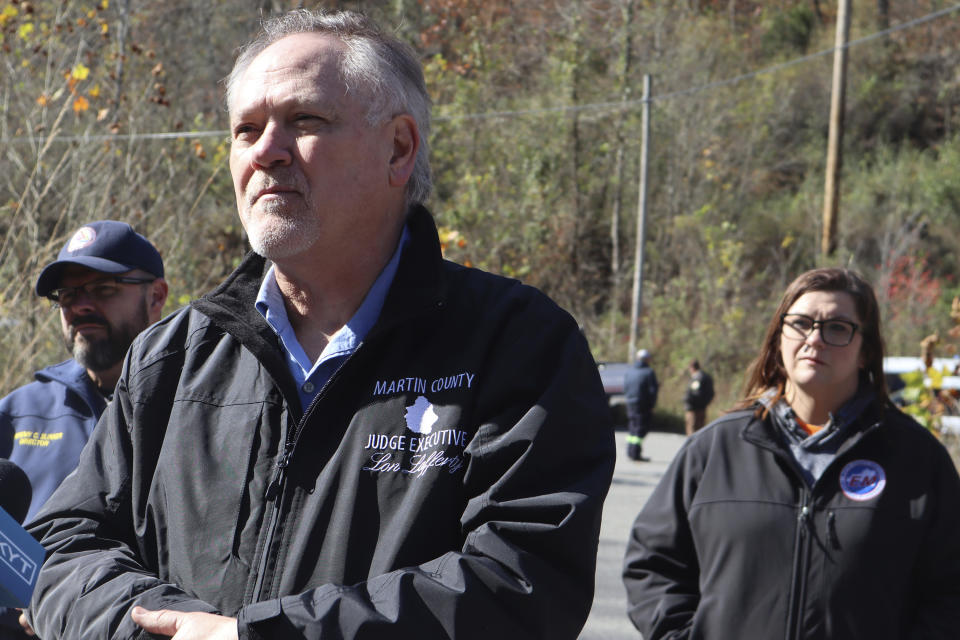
[371,204,447,338]
[35,359,108,412]
[742,384,883,456]
[189,204,447,409]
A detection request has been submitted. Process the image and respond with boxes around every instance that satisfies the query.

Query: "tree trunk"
[811,0,824,23]
[876,0,890,31]
[112,0,131,116]
[569,15,584,278]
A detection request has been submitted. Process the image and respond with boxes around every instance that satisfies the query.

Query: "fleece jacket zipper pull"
[265,446,293,501]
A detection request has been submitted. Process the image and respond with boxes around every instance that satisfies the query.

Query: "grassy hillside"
[1,0,958,417]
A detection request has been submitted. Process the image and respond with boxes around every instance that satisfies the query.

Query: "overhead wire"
[2,3,959,143]
[443,2,960,120]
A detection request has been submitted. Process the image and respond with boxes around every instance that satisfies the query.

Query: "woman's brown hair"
[738,268,888,411]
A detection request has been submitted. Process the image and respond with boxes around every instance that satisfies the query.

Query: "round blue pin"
[839,460,886,502]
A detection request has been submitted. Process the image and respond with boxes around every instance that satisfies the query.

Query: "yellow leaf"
[101,0,109,9]
[928,367,944,390]
[18,22,34,39]
[0,6,17,27]
[89,84,100,98]
[73,96,90,112]
[71,63,90,81]
[87,10,96,19]
[101,22,108,34]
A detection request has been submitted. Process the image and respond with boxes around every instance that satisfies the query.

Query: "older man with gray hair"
[26,9,614,640]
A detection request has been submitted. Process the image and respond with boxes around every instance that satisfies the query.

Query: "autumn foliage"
[1,0,960,415]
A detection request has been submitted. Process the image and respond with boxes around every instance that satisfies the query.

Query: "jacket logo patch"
[362,396,467,478]
[839,460,886,502]
[405,396,438,434]
[13,430,64,448]
[372,371,475,397]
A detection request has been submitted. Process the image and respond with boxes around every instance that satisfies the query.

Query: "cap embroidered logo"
[66,227,97,253]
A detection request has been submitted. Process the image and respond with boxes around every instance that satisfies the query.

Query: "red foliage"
[886,255,942,322]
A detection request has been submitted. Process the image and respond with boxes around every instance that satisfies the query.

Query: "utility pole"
[822,0,851,257]
[629,74,651,361]
[608,0,635,355]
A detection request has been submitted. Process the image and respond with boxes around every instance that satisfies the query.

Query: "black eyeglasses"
[47,276,156,308]
[780,313,860,347]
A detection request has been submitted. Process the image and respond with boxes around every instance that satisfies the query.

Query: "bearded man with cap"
[0,220,168,524]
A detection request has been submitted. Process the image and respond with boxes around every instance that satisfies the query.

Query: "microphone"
[0,460,45,608]
[0,461,30,525]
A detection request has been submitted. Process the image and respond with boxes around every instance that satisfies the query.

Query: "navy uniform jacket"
[624,361,658,413]
[0,359,106,522]
[0,359,105,639]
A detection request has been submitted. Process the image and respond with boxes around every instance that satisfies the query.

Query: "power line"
[2,3,958,143]
[4,130,228,144]
[443,2,960,120]
[654,2,960,103]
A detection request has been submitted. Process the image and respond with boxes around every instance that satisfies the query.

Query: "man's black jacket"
[27,206,615,640]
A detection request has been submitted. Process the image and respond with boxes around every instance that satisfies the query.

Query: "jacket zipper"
[251,443,293,600]
[786,490,812,640]
[780,419,882,633]
[245,294,442,602]
[248,347,362,602]
[742,414,884,640]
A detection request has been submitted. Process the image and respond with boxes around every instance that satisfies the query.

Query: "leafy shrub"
[761,6,816,55]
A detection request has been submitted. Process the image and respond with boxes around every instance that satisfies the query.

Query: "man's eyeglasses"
[47,276,156,308]
[780,313,859,347]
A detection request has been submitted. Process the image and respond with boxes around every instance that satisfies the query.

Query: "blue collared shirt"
[255,227,409,412]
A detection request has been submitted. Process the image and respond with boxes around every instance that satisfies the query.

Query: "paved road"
[579,429,686,640]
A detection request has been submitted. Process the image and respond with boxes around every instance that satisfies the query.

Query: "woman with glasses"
[623,268,960,639]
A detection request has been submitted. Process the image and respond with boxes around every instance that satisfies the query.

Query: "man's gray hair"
[225,9,432,205]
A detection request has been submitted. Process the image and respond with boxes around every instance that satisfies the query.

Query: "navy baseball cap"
[35,220,164,297]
